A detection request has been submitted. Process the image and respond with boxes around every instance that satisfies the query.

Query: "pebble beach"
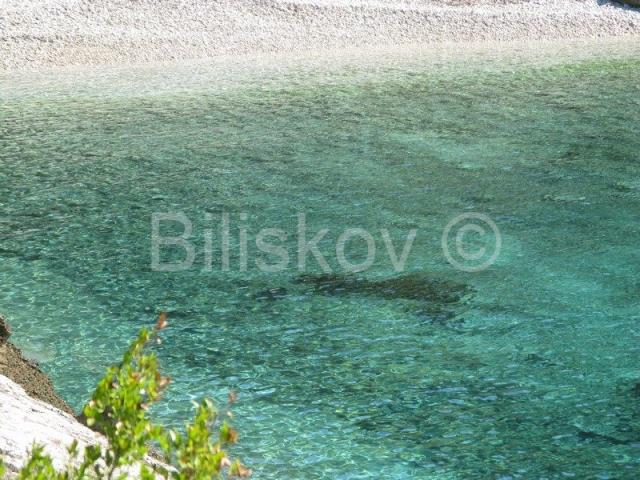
[2,0,640,70]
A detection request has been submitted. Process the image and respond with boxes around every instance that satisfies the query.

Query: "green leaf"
[8,318,247,479]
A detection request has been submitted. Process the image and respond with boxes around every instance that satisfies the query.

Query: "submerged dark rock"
[294,272,473,324]
[254,287,288,302]
[577,429,629,445]
[295,272,470,305]
[524,353,558,367]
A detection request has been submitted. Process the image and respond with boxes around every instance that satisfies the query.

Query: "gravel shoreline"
[0,315,73,415]
[1,1,640,71]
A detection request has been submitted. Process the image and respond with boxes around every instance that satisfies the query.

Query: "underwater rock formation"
[295,272,472,323]
[296,272,471,305]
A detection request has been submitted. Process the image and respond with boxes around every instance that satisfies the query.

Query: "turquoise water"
[1,42,640,479]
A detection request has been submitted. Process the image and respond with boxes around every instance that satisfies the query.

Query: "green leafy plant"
[4,313,250,479]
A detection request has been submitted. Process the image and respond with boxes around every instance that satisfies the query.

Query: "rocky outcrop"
[0,315,73,415]
[0,315,170,477]
[0,314,84,475]
[0,375,169,477]
[0,374,104,475]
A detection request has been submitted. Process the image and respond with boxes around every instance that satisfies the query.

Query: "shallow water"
[1,41,640,479]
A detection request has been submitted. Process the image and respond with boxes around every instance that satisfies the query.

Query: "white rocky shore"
[0,374,101,476]
[1,0,640,71]
[0,315,167,478]
[0,375,167,477]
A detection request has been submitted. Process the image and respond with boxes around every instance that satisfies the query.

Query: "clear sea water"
[1,40,639,479]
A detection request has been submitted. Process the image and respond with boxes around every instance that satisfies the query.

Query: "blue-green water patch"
[1,42,640,479]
